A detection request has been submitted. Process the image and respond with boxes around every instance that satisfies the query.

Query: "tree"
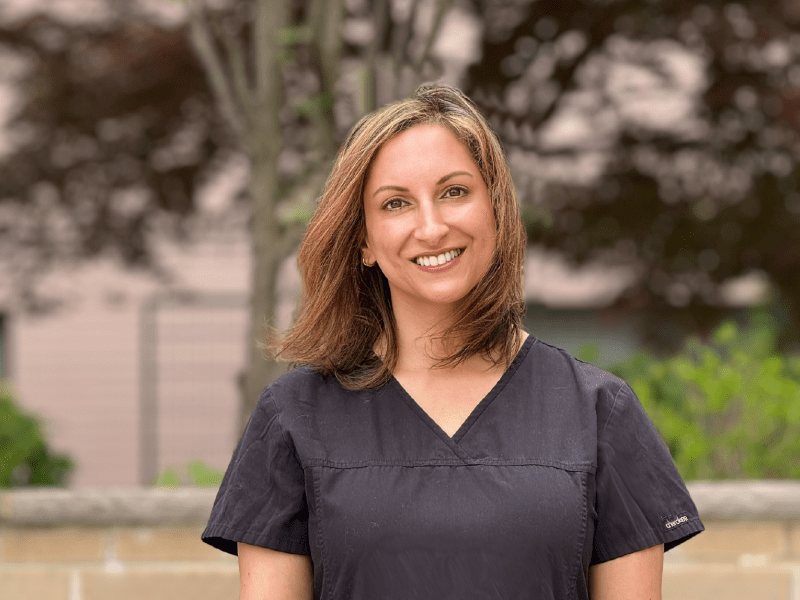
[185,0,456,425]
[464,0,800,346]
[0,8,226,310]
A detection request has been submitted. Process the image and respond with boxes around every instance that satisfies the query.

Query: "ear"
[361,241,376,267]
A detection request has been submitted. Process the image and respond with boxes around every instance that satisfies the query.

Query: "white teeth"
[415,249,462,266]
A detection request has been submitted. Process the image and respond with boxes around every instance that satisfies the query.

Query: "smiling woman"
[272,84,527,391]
[201,84,703,600]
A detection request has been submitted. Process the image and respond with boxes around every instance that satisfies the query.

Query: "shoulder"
[523,336,627,405]
[256,365,347,413]
[266,365,330,396]
[525,339,656,441]
[254,364,382,433]
[249,365,393,464]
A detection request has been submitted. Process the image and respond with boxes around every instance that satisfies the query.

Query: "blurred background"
[1,0,798,488]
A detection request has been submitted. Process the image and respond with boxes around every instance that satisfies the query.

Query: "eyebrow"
[371,171,473,197]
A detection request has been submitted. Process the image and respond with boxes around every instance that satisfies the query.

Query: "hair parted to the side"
[270,83,527,390]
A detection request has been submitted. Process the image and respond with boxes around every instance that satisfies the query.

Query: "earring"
[362,257,371,268]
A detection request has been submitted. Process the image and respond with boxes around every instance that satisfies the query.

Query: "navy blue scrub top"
[202,336,703,599]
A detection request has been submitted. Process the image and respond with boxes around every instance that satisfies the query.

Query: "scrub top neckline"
[387,335,536,453]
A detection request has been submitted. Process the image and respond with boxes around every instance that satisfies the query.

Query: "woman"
[202,84,703,599]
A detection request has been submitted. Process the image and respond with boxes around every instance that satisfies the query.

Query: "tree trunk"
[239,147,287,429]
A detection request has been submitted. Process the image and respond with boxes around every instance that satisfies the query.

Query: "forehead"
[364,124,479,189]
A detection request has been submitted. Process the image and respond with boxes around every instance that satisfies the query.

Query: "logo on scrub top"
[663,514,689,530]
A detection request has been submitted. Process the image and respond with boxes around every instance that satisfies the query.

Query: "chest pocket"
[311,462,589,600]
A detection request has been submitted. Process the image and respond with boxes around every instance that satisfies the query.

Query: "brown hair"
[271,83,526,389]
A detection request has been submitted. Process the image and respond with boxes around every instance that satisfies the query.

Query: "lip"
[415,252,462,273]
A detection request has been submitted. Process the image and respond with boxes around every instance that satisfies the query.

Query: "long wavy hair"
[270,84,527,390]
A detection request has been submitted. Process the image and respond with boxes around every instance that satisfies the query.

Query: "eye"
[443,186,468,198]
[383,198,406,211]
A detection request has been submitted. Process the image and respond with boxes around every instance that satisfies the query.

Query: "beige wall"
[664,521,800,600]
[0,524,238,600]
[1,484,799,600]
[16,303,142,486]
[9,237,257,487]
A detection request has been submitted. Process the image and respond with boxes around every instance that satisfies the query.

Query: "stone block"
[0,568,71,600]
[115,526,231,562]
[82,566,239,600]
[1,488,217,526]
[1,527,106,563]
[677,520,785,561]
[663,565,791,600]
[789,523,800,558]
[688,481,800,520]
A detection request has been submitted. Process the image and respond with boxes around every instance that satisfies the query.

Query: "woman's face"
[361,124,496,314]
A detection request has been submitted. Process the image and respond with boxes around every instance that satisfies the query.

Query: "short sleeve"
[201,389,310,556]
[591,383,703,564]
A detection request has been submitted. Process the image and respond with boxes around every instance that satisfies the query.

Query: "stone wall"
[1,482,799,600]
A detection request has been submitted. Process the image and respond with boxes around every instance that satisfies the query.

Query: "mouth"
[412,248,464,267]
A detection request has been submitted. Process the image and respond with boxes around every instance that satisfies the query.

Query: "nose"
[414,202,449,245]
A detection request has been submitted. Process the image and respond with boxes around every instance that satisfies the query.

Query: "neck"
[379,297,525,376]
[386,296,463,371]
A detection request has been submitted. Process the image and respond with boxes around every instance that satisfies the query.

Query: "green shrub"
[0,386,73,486]
[154,460,224,487]
[607,313,800,479]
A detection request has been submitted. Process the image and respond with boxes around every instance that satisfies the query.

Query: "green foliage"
[0,386,73,487]
[154,460,224,487]
[606,313,800,479]
[577,343,600,365]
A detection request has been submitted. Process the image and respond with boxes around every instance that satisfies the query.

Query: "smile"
[413,248,463,267]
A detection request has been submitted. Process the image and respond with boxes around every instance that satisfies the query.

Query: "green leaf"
[577,344,599,364]
[155,467,181,488]
[0,388,73,487]
[277,26,311,46]
[187,460,224,486]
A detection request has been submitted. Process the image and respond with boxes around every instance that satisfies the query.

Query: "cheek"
[362,212,381,248]
[478,204,498,246]
[362,219,395,260]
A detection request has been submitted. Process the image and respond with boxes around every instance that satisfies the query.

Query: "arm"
[238,542,314,600]
[588,543,664,600]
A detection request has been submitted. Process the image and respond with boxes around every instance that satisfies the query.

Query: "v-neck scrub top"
[202,336,703,599]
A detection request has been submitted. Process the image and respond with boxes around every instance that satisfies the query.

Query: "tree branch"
[414,0,455,74]
[278,221,308,258]
[311,0,344,88]
[253,0,289,105]
[391,0,420,75]
[211,17,253,112]
[186,0,244,136]
[363,0,390,113]
[308,0,345,156]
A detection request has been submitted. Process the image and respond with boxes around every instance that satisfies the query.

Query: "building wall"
[8,235,257,487]
[15,302,141,486]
